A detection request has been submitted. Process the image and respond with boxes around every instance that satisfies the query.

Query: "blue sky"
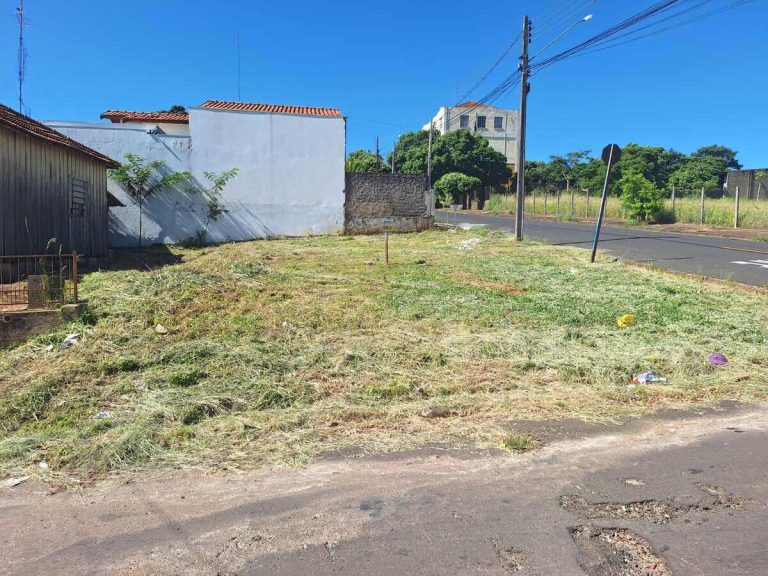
[1,0,765,166]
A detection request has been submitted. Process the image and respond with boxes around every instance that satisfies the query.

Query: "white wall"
[47,121,203,248]
[47,109,345,247]
[189,107,345,240]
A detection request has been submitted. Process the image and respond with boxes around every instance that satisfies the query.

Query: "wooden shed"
[0,103,119,258]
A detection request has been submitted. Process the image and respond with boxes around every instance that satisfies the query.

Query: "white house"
[47,99,346,247]
[424,101,518,169]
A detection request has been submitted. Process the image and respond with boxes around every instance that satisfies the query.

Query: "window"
[476,115,487,129]
[494,116,504,130]
[460,115,469,128]
[70,177,88,217]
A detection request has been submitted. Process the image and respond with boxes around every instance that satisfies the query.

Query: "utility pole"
[514,15,531,241]
[427,122,434,189]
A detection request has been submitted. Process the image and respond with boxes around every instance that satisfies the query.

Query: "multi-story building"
[424,101,519,169]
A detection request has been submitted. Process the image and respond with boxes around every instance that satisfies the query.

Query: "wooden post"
[72,251,79,302]
[569,180,574,217]
[532,188,536,213]
[557,189,561,218]
[671,185,676,214]
[586,188,590,217]
[384,233,389,265]
[734,185,740,229]
[544,188,548,215]
[700,186,706,225]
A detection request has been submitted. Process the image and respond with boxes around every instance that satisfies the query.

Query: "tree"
[619,172,663,222]
[692,145,741,171]
[550,150,591,191]
[346,149,387,173]
[195,168,239,242]
[159,105,187,114]
[433,173,481,207]
[668,156,727,195]
[391,129,510,188]
[109,153,191,248]
[573,158,606,193]
[612,144,686,193]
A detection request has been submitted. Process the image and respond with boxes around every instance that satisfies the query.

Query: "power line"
[17,0,27,114]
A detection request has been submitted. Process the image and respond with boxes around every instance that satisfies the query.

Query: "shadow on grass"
[83,245,184,275]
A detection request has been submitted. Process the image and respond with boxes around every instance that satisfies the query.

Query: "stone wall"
[344,173,433,234]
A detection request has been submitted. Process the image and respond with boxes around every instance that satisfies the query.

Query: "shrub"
[433,172,482,207]
[619,172,664,222]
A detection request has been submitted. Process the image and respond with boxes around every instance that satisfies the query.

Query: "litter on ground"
[3,476,29,488]
[708,352,728,366]
[59,333,80,349]
[632,371,668,385]
[459,238,482,251]
[616,314,637,328]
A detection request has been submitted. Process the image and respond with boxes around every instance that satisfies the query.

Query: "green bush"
[433,172,482,207]
[619,172,664,222]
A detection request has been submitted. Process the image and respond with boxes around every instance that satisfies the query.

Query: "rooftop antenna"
[17,0,27,114]
[236,31,241,102]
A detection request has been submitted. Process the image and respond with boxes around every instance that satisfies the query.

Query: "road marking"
[719,246,768,255]
[732,260,768,269]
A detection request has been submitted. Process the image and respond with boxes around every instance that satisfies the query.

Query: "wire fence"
[0,253,79,310]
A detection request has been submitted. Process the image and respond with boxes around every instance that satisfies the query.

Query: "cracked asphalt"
[2,406,767,575]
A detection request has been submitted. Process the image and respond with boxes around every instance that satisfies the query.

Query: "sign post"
[590,144,622,263]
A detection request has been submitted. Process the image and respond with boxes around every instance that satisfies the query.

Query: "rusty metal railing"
[0,252,79,310]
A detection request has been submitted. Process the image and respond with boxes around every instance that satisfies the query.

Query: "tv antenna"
[236,31,241,102]
[17,0,28,114]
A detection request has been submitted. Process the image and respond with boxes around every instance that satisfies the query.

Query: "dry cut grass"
[1,229,767,482]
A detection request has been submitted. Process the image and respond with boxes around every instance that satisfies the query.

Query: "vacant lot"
[489,192,768,231]
[1,230,767,482]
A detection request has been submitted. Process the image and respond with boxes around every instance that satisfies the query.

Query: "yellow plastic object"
[616,314,636,328]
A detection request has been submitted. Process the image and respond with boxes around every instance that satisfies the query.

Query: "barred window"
[70,177,88,217]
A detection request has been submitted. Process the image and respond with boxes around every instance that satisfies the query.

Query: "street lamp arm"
[530,15,593,62]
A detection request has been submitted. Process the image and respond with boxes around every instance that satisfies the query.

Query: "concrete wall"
[725,169,768,200]
[344,173,433,234]
[48,110,346,247]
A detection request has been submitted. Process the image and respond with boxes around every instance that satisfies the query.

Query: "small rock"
[415,260,427,265]
[155,324,169,335]
[95,411,113,419]
[420,406,451,419]
[38,461,49,470]
[459,238,481,251]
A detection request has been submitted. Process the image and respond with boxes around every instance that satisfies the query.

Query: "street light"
[531,15,594,61]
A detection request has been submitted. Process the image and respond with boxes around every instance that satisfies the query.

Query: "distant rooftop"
[100,110,190,124]
[199,100,342,117]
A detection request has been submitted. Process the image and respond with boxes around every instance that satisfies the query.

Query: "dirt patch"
[560,482,752,524]
[569,525,671,576]
[490,537,529,573]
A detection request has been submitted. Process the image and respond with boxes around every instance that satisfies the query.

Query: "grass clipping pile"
[1,230,767,481]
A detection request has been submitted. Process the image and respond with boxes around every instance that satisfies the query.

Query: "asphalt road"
[3,407,767,575]
[436,211,768,287]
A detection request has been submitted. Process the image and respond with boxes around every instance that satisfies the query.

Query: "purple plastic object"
[708,352,728,366]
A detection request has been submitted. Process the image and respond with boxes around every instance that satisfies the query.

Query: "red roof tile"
[0,103,119,167]
[100,110,190,124]
[199,100,342,117]
[455,101,483,109]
